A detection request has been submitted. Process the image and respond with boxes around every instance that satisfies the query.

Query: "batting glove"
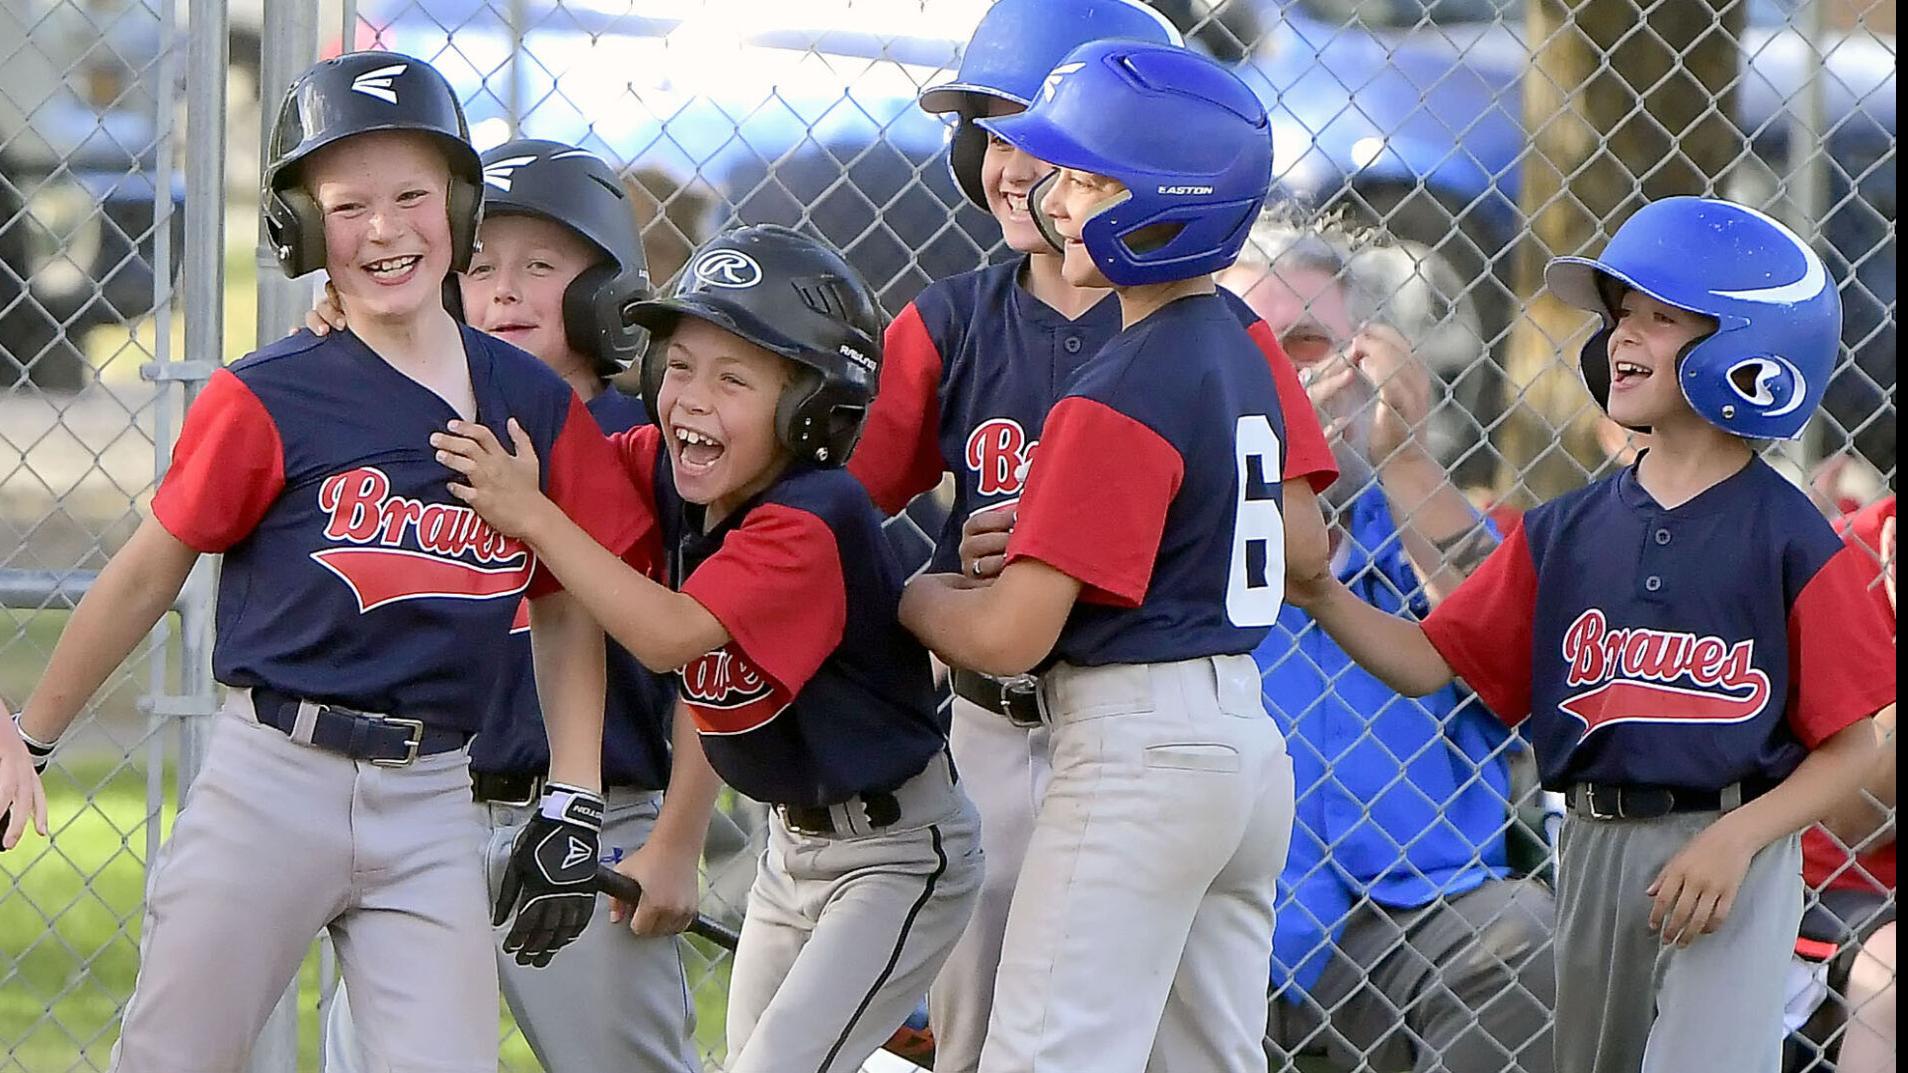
[493,782,605,968]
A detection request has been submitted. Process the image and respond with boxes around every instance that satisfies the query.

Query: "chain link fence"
[1,0,1895,1071]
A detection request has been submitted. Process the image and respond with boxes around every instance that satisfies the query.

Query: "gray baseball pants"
[1554,809,1804,1073]
[324,787,699,1073]
[725,751,983,1073]
[978,654,1296,1073]
[926,696,1052,1073]
[110,697,497,1073]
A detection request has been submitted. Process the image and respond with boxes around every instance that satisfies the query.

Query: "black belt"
[1565,780,1772,821]
[250,688,468,767]
[950,668,1042,728]
[778,791,902,837]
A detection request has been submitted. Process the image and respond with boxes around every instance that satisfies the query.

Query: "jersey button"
[1063,336,1083,354]
[1645,575,1663,592]
[1655,528,1672,545]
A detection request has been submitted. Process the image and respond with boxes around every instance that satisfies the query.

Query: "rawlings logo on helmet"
[692,249,764,289]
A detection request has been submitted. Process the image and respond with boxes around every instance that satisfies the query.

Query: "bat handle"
[593,864,742,951]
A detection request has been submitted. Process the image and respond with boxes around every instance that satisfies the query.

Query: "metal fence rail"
[1,1,1895,1071]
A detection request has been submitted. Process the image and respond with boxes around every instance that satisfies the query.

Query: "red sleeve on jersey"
[1422,521,1538,724]
[679,503,846,698]
[1004,396,1183,607]
[150,368,286,552]
[1837,495,1896,625]
[849,302,947,516]
[1784,541,1897,747]
[1245,319,1337,493]
[528,394,652,598]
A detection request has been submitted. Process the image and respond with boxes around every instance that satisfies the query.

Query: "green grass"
[1,755,733,1072]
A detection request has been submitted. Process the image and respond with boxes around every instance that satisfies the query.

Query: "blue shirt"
[1255,486,1511,997]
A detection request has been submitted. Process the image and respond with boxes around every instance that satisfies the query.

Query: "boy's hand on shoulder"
[958,506,1015,583]
[434,418,550,540]
[1646,819,1756,947]
[302,281,347,337]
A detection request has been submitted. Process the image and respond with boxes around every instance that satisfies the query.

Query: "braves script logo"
[677,646,787,735]
[310,467,534,613]
[1558,609,1771,733]
[966,417,1038,497]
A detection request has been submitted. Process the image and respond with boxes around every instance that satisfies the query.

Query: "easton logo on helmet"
[1041,62,1085,103]
[349,63,407,104]
[692,249,763,289]
[482,155,539,192]
[1158,185,1215,195]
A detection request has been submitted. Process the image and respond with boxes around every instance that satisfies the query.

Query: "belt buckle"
[998,674,1041,727]
[1584,785,1622,821]
[370,715,426,768]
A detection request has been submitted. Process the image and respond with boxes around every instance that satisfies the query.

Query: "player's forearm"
[1377,444,1494,606]
[649,700,720,859]
[23,517,199,740]
[1302,577,1456,696]
[1711,717,1883,859]
[900,565,1076,677]
[529,591,605,792]
[519,501,729,672]
[1281,480,1331,591]
[1819,703,1896,848]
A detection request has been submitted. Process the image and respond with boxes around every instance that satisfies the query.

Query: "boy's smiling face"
[1041,167,1127,289]
[1603,286,1719,431]
[978,98,1053,255]
[305,130,456,326]
[657,317,796,524]
[461,213,602,378]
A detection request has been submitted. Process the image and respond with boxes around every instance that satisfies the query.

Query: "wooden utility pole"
[1499,0,1745,501]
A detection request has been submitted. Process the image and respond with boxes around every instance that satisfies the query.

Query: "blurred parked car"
[1,0,186,390]
[350,0,1893,469]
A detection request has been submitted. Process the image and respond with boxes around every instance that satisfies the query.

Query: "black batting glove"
[492,782,604,967]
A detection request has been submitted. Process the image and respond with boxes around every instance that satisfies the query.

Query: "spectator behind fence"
[1786,493,1895,1073]
[1219,209,1558,1073]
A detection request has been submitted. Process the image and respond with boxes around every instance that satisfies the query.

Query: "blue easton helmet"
[978,39,1273,287]
[1546,196,1841,440]
[917,0,1182,210]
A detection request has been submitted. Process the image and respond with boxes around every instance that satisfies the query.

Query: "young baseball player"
[855,4,1336,1065]
[0,53,646,1073]
[1291,196,1897,1073]
[432,223,982,1073]
[308,139,706,1073]
[899,40,1317,1073]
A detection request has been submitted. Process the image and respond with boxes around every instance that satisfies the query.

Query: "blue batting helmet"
[918,0,1181,210]
[978,40,1273,287]
[1547,197,1841,440]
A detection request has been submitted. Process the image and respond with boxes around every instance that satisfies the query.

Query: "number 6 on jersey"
[1227,414,1286,627]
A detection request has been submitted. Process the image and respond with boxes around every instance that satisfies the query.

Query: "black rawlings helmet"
[478,140,652,372]
[262,51,484,278]
[628,225,884,467]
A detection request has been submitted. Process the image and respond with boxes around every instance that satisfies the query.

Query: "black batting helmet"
[477,140,652,372]
[262,51,484,278]
[628,225,884,467]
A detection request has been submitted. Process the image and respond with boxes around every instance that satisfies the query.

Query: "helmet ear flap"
[266,185,326,277]
[441,274,466,322]
[948,118,992,211]
[775,367,828,463]
[1579,324,1652,434]
[638,330,670,422]
[563,262,620,373]
[447,174,484,272]
[1028,169,1065,255]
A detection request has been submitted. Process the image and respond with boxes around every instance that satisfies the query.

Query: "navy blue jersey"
[152,328,642,732]
[850,257,1335,572]
[1002,292,1294,666]
[614,426,946,807]
[471,386,675,788]
[1423,456,1897,790]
